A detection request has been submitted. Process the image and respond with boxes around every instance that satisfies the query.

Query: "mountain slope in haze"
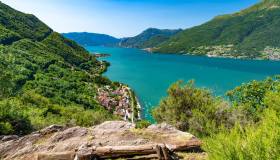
[62,32,120,47]
[0,1,134,135]
[119,28,182,49]
[154,0,280,60]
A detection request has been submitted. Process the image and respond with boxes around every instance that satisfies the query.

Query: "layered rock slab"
[0,121,202,160]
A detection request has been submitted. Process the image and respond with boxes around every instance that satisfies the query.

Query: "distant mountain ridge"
[153,0,280,60]
[61,0,280,60]
[62,32,120,47]
[63,28,182,49]
[119,28,182,49]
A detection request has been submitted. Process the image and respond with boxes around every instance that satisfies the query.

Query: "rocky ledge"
[0,121,204,160]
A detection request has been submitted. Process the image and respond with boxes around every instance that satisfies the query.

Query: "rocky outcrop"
[0,121,203,160]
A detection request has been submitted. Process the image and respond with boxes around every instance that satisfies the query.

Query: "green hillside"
[119,28,182,49]
[0,2,119,135]
[154,0,280,60]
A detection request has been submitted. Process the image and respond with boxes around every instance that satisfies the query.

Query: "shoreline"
[97,59,142,123]
[141,48,280,61]
[126,86,142,122]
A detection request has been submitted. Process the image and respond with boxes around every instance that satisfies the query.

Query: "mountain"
[119,28,182,49]
[0,1,138,136]
[62,32,120,47]
[154,0,280,60]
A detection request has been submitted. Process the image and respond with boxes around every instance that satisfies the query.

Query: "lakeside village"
[97,84,141,123]
[144,45,280,60]
[93,52,141,123]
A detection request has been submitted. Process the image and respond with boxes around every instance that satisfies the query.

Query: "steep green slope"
[0,2,52,41]
[119,28,182,48]
[155,0,280,60]
[62,32,120,47]
[0,2,118,135]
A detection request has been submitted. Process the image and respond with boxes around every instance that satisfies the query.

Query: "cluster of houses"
[97,85,134,121]
[263,46,280,60]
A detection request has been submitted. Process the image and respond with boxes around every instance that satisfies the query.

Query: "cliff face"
[0,121,203,160]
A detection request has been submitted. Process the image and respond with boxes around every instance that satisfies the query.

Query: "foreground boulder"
[0,121,203,160]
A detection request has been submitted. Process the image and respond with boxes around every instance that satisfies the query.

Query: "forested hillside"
[0,1,120,135]
[154,0,280,60]
[119,28,182,49]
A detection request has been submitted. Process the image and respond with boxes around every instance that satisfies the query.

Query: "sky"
[1,0,259,38]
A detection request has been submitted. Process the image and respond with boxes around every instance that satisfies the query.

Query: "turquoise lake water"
[87,46,280,121]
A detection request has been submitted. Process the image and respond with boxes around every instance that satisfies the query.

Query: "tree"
[0,100,33,135]
[226,76,280,121]
[0,63,15,99]
[152,80,230,137]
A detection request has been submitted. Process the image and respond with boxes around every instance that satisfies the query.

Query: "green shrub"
[152,80,232,137]
[227,77,279,108]
[0,100,33,135]
[0,70,15,99]
[0,122,13,135]
[0,25,21,45]
[136,120,151,129]
[203,109,280,160]
[227,76,280,121]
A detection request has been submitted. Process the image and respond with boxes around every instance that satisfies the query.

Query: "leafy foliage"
[0,100,33,135]
[135,120,151,129]
[227,76,280,121]
[203,109,280,160]
[0,25,21,45]
[152,81,235,137]
[153,77,280,159]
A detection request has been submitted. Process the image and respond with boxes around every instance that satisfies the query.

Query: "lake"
[87,46,280,121]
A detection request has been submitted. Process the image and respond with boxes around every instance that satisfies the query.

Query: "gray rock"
[0,121,201,160]
[38,125,64,135]
[1,135,19,142]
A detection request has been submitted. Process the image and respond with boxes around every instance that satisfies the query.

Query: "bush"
[227,77,279,109]
[227,76,280,121]
[0,122,13,135]
[135,120,151,129]
[152,80,231,137]
[0,100,33,135]
[203,109,280,160]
